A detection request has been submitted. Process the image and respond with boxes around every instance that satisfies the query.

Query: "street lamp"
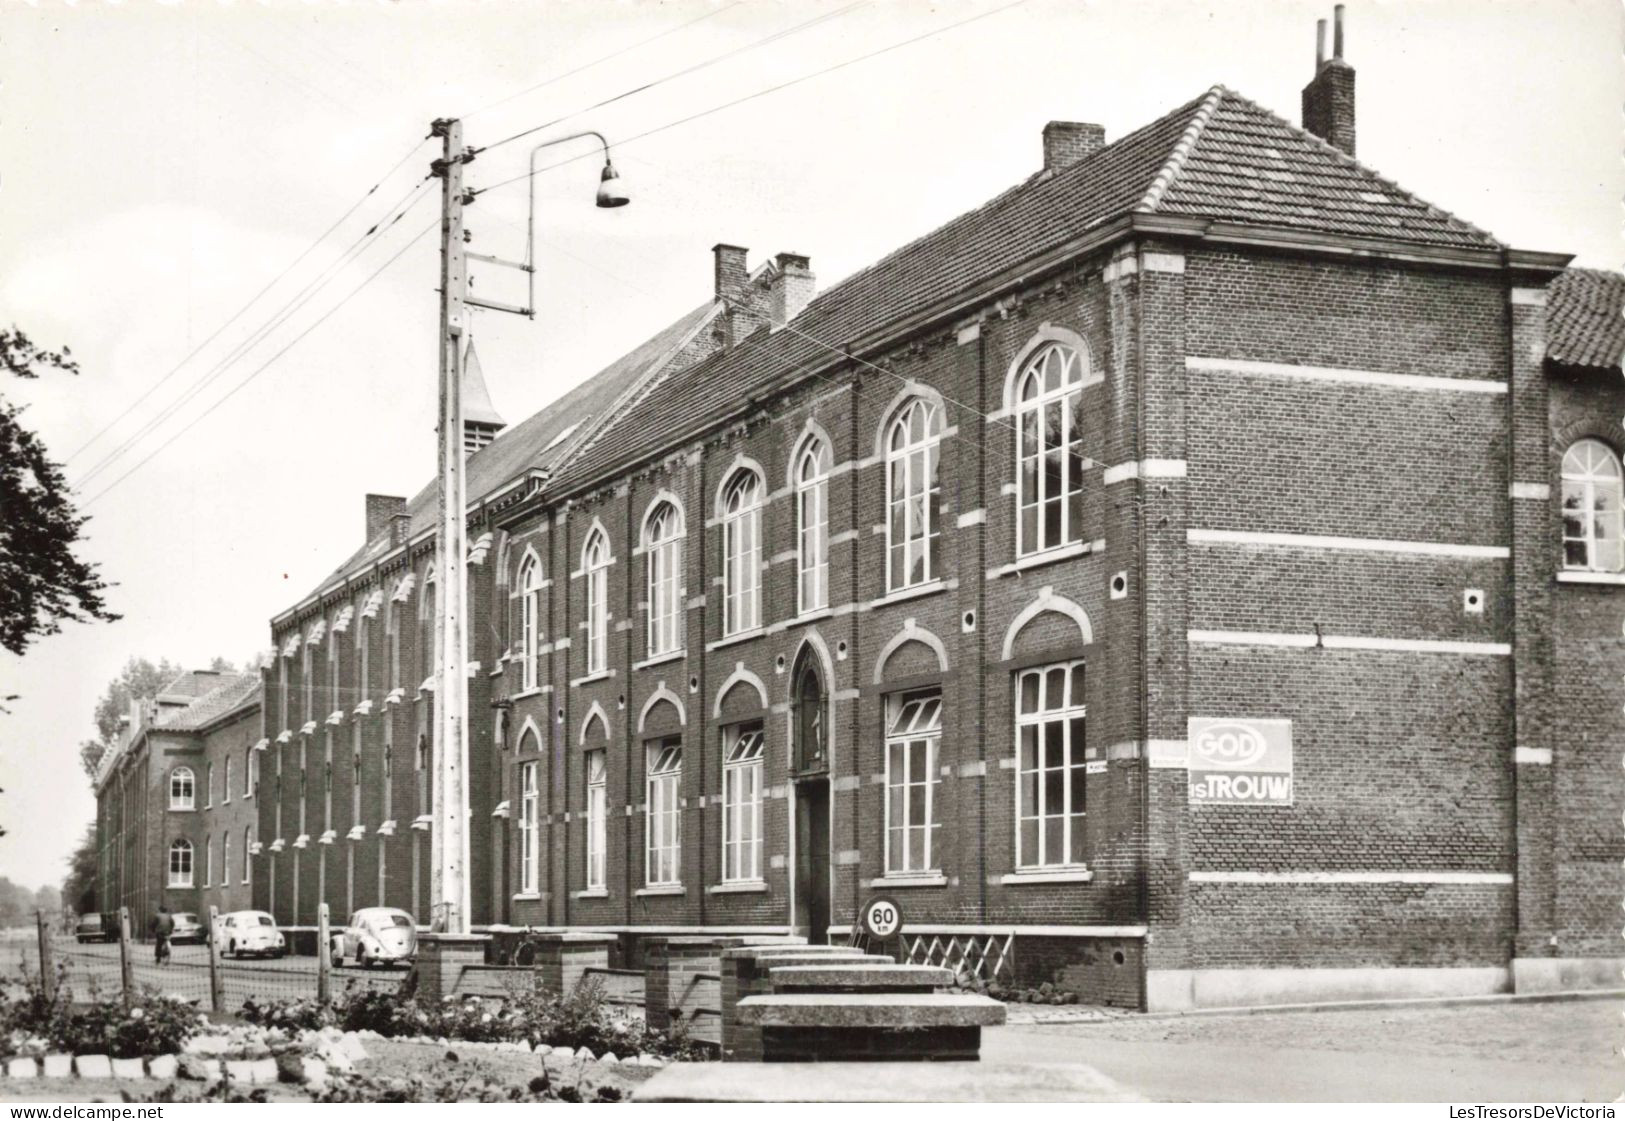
[524,130,630,317]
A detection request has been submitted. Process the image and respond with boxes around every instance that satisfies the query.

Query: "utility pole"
[429,117,471,934]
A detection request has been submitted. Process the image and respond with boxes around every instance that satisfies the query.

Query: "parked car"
[170,912,205,944]
[329,907,416,969]
[74,913,115,944]
[213,911,286,959]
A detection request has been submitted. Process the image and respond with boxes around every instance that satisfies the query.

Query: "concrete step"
[735,992,1006,1028]
[769,963,956,991]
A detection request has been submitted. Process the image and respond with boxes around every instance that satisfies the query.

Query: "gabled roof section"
[1548,268,1625,371]
[558,85,1506,494]
[295,299,722,601]
[153,674,261,732]
[1146,87,1502,249]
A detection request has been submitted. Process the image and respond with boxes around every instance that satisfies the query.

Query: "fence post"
[316,902,331,1003]
[35,910,55,1003]
[207,905,225,1014]
[117,906,134,1009]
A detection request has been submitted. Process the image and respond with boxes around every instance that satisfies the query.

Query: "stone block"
[735,992,1005,1028]
[300,1058,329,1088]
[225,1060,256,1084]
[74,1055,113,1079]
[110,1057,146,1079]
[146,1055,177,1080]
[6,1058,37,1079]
[768,964,955,990]
[42,1055,73,1078]
[250,1058,279,1085]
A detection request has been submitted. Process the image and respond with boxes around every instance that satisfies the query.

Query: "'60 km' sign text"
[1187,717,1293,807]
[861,896,903,940]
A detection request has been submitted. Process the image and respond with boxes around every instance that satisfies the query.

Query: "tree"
[78,655,243,779]
[0,327,119,656]
[61,823,98,916]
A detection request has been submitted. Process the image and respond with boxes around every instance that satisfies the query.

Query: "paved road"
[986,997,1622,1102]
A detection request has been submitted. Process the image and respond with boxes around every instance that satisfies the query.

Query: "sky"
[0,0,1619,894]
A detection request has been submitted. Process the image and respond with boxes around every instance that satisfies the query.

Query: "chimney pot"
[1316,18,1327,67]
[1333,3,1345,58]
[365,494,407,543]
[1041,121,1106,173]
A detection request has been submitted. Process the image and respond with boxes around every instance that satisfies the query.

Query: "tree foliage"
[0,327,119,656]
[78,655,243,779]
[60,823,98,916]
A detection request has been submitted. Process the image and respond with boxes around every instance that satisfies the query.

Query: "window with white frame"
[645,739,682,886]
[1015,660,1087,869]
[170,767,195,811]
[419,567,436,682]
[1015,343,1087,556]
[357,602,370,698]
[168,839,194,887]
[1561,439,1624,572]
[796,439,830,613]
[721,471,762,635]
[223,758,232,804]
[243,827,252,884]
[386,598,400,689]
[382,731,393,819]
[351,724,362,821]
[585,750,607,891]
[721,722,764,882]
[885,691,942,875]
[519,760,540,895]
[205,763,214,808]
[518,553,541,690]
[205,836,213,887]
[645,503,684,657]
[222,832,231,887]
[301,638,314,722]
[886,398,943,590]
[583,529,610,675]
[247,748,256,798]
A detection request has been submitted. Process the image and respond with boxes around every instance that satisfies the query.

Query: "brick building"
[251,25,1622,1009]
[92,671,261,935]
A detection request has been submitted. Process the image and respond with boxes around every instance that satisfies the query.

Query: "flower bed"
[1,969,200,1061]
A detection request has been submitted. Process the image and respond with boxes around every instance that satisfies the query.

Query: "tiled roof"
[1548,268,1625,370]
[557,86,1503,493]
[300,300,721,599]
[154,674,261,731]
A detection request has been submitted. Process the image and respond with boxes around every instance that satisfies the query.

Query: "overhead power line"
[63,136,431,466]
[81,218,439,510]
[465,0,755,119]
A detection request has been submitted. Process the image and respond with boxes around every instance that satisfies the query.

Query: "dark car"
[74,913,115,944]
[170,912,205,944]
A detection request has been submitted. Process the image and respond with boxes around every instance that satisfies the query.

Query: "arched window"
[518,553,542,690]
[221,831,231,887]
[168,839,194,887]
[356,598,370,697]
[721,470,763,635]
[244,747,254,797]
[796,439,831,614]
[419,566,437,681]
[583,529,611,674]
[205,762,214,808]
[204,836,214,887]
[169,767,195,811]
[352,724,362,821]
[645,502,684,657]
[886,398,943,590]
[223,758,232,804]
[792,656,826,774]
[386,597,401,690]
[1561,439,1624,572]
[1014,343,1087,556]
[243,826,252,885]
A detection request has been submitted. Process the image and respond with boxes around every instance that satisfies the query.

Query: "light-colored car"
[214,910,286,959]
[329,907,416,969]
[75,913,115,944]
[170,912,205,944]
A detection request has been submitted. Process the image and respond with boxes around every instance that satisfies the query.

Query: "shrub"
[241,996,334,1032]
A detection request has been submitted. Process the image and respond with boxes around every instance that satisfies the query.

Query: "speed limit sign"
[861,895,904,940]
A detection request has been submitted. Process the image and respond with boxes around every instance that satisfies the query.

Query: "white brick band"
[1188,356,1507,395]
[1187,528,1509,559]
[1104,458,1187,485]
[1510,288,1548,307]
[1190,871,1513,885]
[1509,482,1551,500]
[1188,630,1511,656]
[1514,746,1553,765]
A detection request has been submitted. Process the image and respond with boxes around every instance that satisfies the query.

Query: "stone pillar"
[524,932,616,995]
[645,936,790,1033]
[414,933,490,1004]
[718,944,863,1062]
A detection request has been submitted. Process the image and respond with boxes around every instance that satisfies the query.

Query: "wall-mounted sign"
[1187,717,1293,806]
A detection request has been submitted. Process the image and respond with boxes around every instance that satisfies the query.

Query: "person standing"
[151,905,174,966]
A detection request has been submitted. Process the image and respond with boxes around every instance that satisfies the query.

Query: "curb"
[1004,987,1625,1026]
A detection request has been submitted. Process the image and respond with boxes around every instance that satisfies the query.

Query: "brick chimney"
[390,510,413,547]
[1302,5,1356,156]
[767,253,815,329]
[366,494,406,543]
[1042,121,1106,173]
[713,243,769,346]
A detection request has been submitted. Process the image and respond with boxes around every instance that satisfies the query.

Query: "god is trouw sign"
[1187,717,1294,806]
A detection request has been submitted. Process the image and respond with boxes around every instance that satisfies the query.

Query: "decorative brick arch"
[1003,323,1099,410]
[515,715,544,752]
[578,702,611,746]
[872,381,948,459]
[1002,587,1094,661]
[714,455,768,518]
[640,491,687,545]
[873,618,949,685]
[639,685,687,732]
[787,421,836,488]
[578,518,613,570]
[713,663,769,718]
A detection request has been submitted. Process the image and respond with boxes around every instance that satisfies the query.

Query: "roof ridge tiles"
[1138,84,1227,212]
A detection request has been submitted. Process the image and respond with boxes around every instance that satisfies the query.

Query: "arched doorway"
[790,650,831,944]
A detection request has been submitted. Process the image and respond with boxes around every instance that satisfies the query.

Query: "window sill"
[572,888,608,900]
[635,884,686,897]
[510,686,548,701]
[1000,868,1093,885]
[569,670,614,688]
[511,893,542,902]
[707,881,767,895]
[869,874,947,888]
[783,607,832,629]
[707,627,765,652]
[1556,570,1625,585]
[870,580,947,609]
[991,540,1100,579]
[633,650,686,671]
